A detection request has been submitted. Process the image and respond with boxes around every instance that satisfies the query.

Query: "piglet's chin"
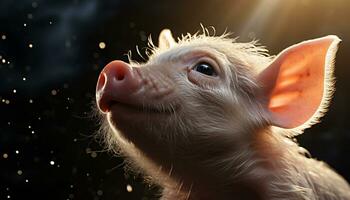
[109,102,172,121]
[107,104,144,130]
[106,111,140,143]
[106,103,169,140]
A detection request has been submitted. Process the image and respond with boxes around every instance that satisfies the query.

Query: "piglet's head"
[96,29,340,185]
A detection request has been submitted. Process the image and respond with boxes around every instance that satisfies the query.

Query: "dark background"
[1,0,349,199]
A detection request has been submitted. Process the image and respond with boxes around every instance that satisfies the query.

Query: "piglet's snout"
[96,60,141,113]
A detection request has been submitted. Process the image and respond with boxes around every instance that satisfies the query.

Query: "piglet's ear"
[258,35,341,129]
[158,29,176,49]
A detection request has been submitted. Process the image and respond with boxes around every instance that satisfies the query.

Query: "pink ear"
[258,35,341,129]
[158,29,176,49]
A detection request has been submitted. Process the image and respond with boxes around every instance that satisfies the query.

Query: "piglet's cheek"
[188,70,221,88]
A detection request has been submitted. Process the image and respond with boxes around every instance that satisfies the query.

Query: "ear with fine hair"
[158,29,176,49]
[257,35,341,131]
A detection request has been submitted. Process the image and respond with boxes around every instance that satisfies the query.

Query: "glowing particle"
[5,100,10,104]
[28,43,33,48]
[15,150,19,154]
[31,130,35,134]
[32,2,38,8]
[139,31,147,41]
[2,58,6,63]
[98,42,106,49]
[24,23,27,27]
[3,153,8,158]
[1,35,6,40]
[65,40,71,48]
[50,161,55,165]
[7,195,10,199]
[97,190,103,196]
[51,89,57,95]
[22,77,26,81]
[17,170,23,175]
[29,99,33,103]
[27,13,33,19]
[25,179,29,183]
[49,21,52,25]
[28,125,31,129]
[91,152,97,158]
[126,184,133,192]
[13,89,16,94]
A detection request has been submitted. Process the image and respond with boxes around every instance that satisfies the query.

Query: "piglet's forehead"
[149,46,229,65]
[145,36,272,74]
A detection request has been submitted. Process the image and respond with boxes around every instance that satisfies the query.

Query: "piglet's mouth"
[109,101,177,115]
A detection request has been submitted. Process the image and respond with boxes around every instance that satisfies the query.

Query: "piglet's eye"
[193,62,217,76]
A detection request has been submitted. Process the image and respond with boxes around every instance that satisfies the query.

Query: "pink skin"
[96,60,169,145]
[96,58,184,155]
[95,32,350,200]
[96,60,142,113]
[96,48,227,114]
[95,52,263,199]
[96,59,186,113]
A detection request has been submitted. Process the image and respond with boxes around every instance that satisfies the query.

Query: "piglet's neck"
[157,129,287,200]
[161,182,265,200]
[160,165,269,200]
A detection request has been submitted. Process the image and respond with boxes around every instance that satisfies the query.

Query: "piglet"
[96,29,350,200]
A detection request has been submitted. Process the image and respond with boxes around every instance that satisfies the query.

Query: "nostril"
[97,73,107,92]
[116,73,125,81]
[102,60,131,82]
[114,64,128,81]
